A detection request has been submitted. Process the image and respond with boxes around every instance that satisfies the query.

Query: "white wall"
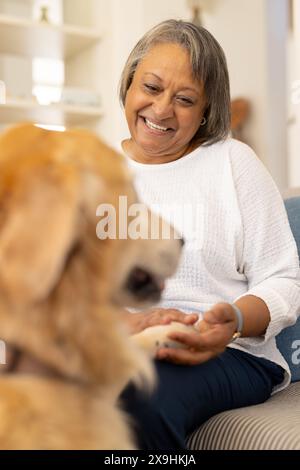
[0,0,31,18]
[264,0,289,190]
[203,0,288,187]
[288,0,300,188]
[0,0,32,100]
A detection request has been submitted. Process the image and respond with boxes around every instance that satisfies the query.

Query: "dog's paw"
[129,347,156,392]
[131,321,196,357]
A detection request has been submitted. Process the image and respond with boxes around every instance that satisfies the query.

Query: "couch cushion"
[276,197,300,382]
[187,382,300,450]
[284,196,300,263]
[276,318,300,382]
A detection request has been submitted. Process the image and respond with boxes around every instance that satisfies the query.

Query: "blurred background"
[0,0,299,191]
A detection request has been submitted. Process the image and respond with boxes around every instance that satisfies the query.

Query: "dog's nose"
[179,237,185,247]
[125,267,162,302]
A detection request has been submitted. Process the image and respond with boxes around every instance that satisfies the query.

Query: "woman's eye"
[144,84,159,93]
[177,96,194,106]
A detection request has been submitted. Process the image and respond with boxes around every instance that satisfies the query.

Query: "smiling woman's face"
[124,42,206,164]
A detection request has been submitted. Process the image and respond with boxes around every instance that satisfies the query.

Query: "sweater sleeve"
[230,141,300,346]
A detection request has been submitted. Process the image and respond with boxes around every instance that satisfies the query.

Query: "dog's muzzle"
[125,267,165,303]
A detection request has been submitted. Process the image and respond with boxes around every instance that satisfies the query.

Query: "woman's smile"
[139,115,175,136]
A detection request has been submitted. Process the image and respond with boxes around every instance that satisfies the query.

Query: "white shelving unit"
[0,99,102,127]
[0,14,101,60]
[0,0,103,130]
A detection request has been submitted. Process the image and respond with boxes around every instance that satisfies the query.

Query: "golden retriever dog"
[0,123,183,449]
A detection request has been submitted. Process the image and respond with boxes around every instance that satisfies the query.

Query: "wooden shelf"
[0,14,101,60]
[0,100,103,127]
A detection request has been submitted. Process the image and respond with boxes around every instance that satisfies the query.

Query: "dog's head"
[0,124,182,385]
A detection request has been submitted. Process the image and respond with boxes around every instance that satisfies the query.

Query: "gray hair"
[119,19,231,146]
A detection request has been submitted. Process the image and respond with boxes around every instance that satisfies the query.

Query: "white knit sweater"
[122,138,300,393]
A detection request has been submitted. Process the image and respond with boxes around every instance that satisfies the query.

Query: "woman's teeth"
[144,118,169,132]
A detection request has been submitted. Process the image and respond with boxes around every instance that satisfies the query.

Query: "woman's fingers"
[183,313,199,324]
[203,303,235,325]
[143,309,198,329]
[168,326,225,350]
[163,309,197,323]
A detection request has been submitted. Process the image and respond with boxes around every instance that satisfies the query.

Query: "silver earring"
[200,117,207,126]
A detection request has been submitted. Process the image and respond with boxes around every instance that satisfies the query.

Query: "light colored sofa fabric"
[187,382,300,450]
[188,196,300,450]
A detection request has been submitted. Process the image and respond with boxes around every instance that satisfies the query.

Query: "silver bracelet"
[230,304,244,342]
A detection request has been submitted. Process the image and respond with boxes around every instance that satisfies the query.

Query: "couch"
[187,195,300,450]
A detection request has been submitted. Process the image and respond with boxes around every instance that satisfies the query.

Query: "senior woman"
[119,20,300,450]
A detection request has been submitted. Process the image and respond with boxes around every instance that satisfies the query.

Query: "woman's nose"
[152,96,173,119]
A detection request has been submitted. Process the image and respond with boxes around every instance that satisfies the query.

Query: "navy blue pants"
[120,348,285,450]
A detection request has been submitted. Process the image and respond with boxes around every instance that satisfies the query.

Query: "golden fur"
[0,123,181,449]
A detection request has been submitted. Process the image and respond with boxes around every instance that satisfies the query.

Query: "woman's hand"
[123,308,199,335]
[156,302,239,365]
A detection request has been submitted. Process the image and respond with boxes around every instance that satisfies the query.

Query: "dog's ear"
[0,152,80,305]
